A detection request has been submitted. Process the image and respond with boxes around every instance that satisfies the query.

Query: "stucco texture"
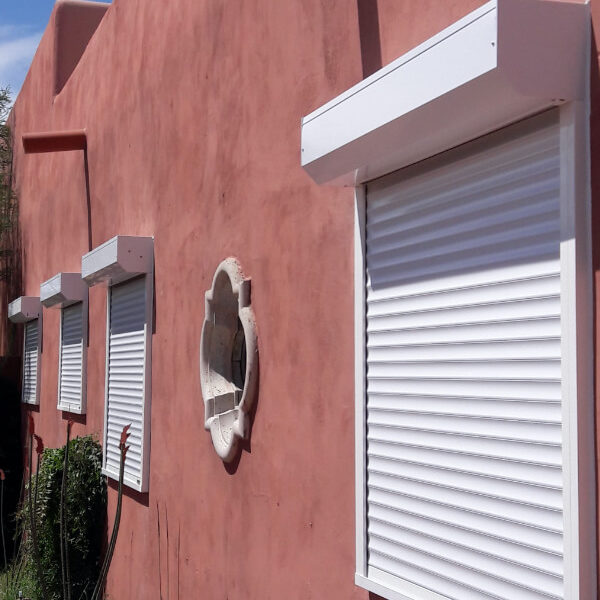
[9,1,364,598]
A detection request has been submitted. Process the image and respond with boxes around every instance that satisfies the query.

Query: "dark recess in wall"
[0,360,23,563]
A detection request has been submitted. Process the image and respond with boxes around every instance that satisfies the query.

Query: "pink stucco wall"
[7,0,600,598]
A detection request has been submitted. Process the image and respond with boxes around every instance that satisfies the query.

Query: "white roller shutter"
[22,319,40,405]
[104,275,150,492]
[58,302,86,413]
[364,113,566,599]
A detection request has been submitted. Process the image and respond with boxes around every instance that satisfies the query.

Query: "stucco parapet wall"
[82,236,154,286]
[54,0,109,95]
[41,272,87,308]
[301,0,589,185]
[8,297,41,323]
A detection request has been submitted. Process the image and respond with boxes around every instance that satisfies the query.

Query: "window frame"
[353,102,595,600]
[102,272,153,493]
[57,297,88,414]
[22,316,42,406]
[81,234,154,493]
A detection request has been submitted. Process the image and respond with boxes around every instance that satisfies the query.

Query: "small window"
[103,275,152,492]
[58,301,87,414]
[40,272,88,413]
[8,296,42,406]
[23,319,41,405]
[81,235,154,492]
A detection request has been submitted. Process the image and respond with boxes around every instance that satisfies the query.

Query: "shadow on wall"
[107,477,150,507]
[0,369,22,562]
[84,149,93,251]
[357,0,382,78]
[588,24,600,599]
[1,114,23,358]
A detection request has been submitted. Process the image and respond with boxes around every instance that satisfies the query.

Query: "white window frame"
[354,102,595,600]
[57,297,88,414]
[22,316,42,406]
[102,273,153,492]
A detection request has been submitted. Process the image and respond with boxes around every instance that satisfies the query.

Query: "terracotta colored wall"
[11,1,596,599]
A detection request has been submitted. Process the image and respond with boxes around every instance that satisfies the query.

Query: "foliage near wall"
[0,87,17,283]
[21,436,107,600]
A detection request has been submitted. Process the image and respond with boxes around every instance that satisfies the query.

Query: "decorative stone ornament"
[200,258,258,462]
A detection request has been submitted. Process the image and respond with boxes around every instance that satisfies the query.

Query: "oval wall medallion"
[200,258,258,462]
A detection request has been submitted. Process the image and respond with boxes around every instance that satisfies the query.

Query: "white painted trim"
[140,269,153,492]
[101,285,111,481]
[559,98,596,600]
[301,0,589,185]
[356,568,449,600]
[56,294,88,415]
[81,294,89,415]
[354,186,367,578]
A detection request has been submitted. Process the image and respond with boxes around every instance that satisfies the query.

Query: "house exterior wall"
[5,0,599,599]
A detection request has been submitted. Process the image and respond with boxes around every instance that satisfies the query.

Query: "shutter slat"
[365,116,565,598]
[368,359,561,380]
[368,518,563,592]
[368,426,562,466]
[368,497,563,553]
[367,317,561,347]
[367,134,558,219]
[368,378,561,401]
[367,339,561,362]
[367,395,561,421]
[367,296,560,330]
[368,484,563,533]
[368,538,561,600]
[368,190,558,258]
[367,274,561,316]
[368,442,562,487]
[368,464,562,510]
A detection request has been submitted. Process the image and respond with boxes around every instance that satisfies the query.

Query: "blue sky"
[0,1,110,103]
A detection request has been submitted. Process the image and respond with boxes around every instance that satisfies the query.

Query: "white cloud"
[0,26,43,101]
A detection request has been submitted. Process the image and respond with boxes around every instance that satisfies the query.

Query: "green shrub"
[22,436,107,600]
[0,557,39,600]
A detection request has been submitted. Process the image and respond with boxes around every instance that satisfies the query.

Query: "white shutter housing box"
[300,0,589,185]
[82,235,153,286]
[40,272,86,308]
[8,297,42,406]
[8,296,41,323]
